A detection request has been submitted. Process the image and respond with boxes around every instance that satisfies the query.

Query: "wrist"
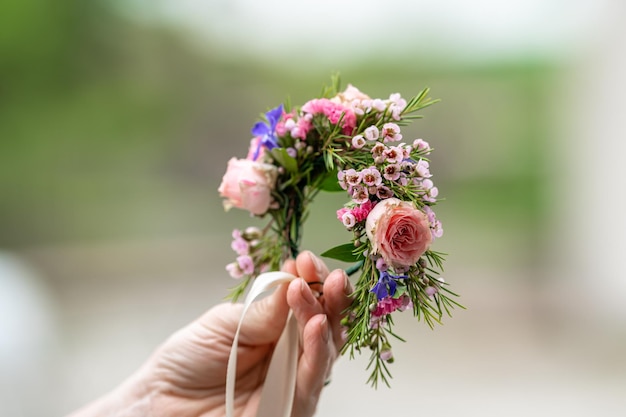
[67,369,153,417]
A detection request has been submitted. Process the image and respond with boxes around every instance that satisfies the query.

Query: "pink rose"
[365,198,432,267]
[218,158,278,215]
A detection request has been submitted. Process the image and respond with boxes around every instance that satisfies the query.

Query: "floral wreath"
[219,75,461,387]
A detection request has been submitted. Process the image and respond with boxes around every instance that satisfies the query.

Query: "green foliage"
[316,169,344,192]
[320,243,363,262]
[270,148,298,174]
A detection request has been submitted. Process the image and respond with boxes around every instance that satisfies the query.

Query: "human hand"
[68,251,352,417]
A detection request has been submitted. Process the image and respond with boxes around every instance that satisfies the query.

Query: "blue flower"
[251,104,283,161]
[370,270,408,300]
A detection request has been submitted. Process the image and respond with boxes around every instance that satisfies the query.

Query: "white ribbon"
[225,271,300,417]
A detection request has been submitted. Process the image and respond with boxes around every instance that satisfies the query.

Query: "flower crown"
[219,76,461,387]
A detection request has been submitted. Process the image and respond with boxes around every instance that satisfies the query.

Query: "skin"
[67,251,353,417]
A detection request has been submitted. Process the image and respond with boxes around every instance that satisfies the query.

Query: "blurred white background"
[1,1,625,416]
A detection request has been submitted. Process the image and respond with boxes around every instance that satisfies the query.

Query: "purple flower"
[370,270,407,300]
[251,104,283,160]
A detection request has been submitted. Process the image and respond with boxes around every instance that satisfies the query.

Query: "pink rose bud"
[365,198,432,268]
[218,158,278,215]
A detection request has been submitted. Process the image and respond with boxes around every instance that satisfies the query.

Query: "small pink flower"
[352,135,366,149]
[364,125,379,141]
[294,140,306,150]
[376,186,394,200]
[380,349,394,362]
[382,123,402,142]
[432,220,443,238]
[361,167,382,187]
[402,144,412,159]
[336,207,350,221]
[365,198,432,268]
[344,169,362,187]
[420,179,438,202]
[376,257,388,272]
[351,185,369,204]
[413,138,431,154]
[237,255,255,275]
[341,212,356,228]
[283,118,296,131]
[371,98,386,112]
[243,226,262,239]
[400,160,416,175]
[337,170,348,190]
[388,92,407,120]
[425,286,438,297]
[383,163,401,181]
[415,160,431,178]
[226,262,244,279]
[231,235,249,256]
[292,118,312,139]
[301,98,356,135]
[352,200,376,221]
[331,84,371,104]
[371,143,386,164]
[371,294,411,317]
[383,146,404,163]
[275,112,295,136]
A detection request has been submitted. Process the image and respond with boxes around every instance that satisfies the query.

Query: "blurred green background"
[1,1,624,416]
[0,0,551,252]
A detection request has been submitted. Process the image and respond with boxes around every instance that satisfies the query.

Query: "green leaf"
[317,169,344,192]
[320,243,362,262]
[393,284,408,298]
[270,148,298,174]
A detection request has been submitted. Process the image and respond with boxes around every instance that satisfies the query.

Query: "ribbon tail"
[257,311,298,417]
[225,271,299,417]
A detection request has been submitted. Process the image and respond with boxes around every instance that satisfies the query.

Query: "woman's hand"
[68,251,352,417]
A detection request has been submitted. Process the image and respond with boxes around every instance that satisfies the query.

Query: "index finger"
[321,269,353,353]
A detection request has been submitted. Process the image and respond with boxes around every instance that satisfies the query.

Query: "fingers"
[287,278,325,333]
[292,314,333,417]
[238,283,290,345]
[321,269,353,353]
[282,258,297,276]
[240,250,328,345]
[295,250,330,292]
[286,252,353,354]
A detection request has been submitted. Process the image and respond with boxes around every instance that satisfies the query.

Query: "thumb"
[238,283,290,345]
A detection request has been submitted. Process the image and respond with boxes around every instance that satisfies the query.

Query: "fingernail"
[301,278,317,305]
[342,270,352,296]
[320,315,329,343]
[308,251,325,276]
